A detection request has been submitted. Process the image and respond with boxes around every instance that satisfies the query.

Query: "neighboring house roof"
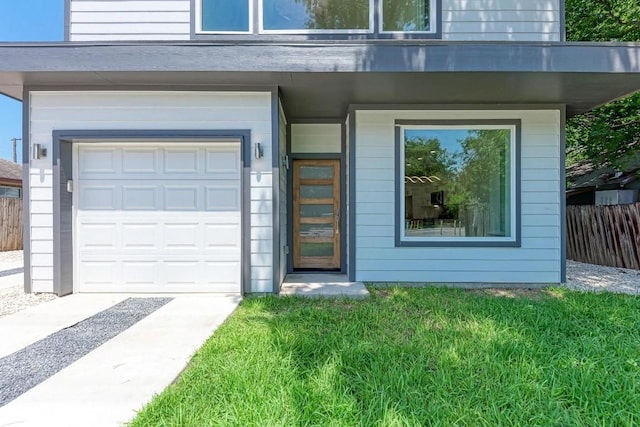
[566,155,640,194]
[0,158,22,187]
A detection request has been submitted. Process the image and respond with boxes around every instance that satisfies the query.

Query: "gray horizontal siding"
[67,0,560,42]
[354,108,562,284]
[442,0,561,41]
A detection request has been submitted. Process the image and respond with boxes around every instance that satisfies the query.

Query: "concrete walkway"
[281,274,369,298]
[0,293,241,427]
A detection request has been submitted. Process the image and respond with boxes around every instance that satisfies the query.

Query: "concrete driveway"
[0,293,241,427]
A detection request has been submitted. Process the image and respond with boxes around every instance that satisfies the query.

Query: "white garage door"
[74,142,242,293]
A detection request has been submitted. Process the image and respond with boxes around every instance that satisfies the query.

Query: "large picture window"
[261,0,372,33]
[381,0,436,33]
[397,121,519,246]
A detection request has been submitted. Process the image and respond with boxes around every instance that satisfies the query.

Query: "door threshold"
[292,270,342,274]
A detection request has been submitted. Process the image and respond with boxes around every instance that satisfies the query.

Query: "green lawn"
[131,287,640,426]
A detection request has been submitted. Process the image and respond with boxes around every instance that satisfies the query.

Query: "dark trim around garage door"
[51,130,252,296]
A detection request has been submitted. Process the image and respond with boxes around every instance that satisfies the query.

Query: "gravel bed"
[0,251,56,317]
[0,297,173,407]
[565,260,640,295]
[0,250,23,269]
[0,285,57,318]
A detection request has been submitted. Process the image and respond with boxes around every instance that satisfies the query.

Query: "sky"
[0,1,64,161]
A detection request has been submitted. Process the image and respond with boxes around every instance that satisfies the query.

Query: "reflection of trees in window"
[300,0,369,29]
[404,137,454,179]
[404,129,510,238]
[456,130,510,236]
[383,0,430,31]
[265,0,370,30]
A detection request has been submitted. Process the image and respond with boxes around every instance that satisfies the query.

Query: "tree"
[565,0,640,168]
[404,137,455,179]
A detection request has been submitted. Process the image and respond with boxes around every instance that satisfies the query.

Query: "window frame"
[0,186,21,199]
[196,0,254,35]
[395,119,521,248]
[193,0,441,38]
[379,0,438,35]
[258,0,375,34]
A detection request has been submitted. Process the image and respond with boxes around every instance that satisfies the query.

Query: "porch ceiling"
[0,42,639,118]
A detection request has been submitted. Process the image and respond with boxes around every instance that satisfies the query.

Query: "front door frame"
[283,117,344,274]
[290,158,344,272]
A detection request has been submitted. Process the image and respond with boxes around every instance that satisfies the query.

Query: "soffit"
[0,42,639,118]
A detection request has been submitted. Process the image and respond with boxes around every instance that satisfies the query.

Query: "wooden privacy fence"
[566,203,640,269]
[0,198,23,251]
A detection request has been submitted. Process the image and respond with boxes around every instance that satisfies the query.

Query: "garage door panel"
[122,148,158,174]
[79,185,118,210]
[79,143,241,181]
[122,261,158,285]
[76,142,243,293]
[80,261,118,285]
[122,186,158,210]
[205,186,241,211]
[164,186,199,210]
[78,223,118,248]
[205,224,241,247]
[79,148,118,176]
[204,261,241,284]
[165,261,199,284]
[79,180,240,211]
[205,148,241,178]
[121,224,159,248]
[164,148,200,174]
[164,224,200,248]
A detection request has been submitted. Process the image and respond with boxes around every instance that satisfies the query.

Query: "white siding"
[355,109,561,284]
[69,0,190,41]
[28,91,274,293]
[442,0,562,41]
[291,124,342,154]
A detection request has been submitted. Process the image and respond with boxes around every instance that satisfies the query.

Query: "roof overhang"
[0,178,22,187]
[0,42,639,119]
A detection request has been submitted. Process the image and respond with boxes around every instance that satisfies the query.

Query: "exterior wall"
[68,0,561,42]
[68,0,191,41]
[278,101,287,287]
[442,0,562,41]
[28,90,273,293]
[354,109,562,283]
[291,124,342,154]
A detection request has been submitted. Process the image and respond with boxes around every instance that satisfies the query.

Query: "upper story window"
[381,0,436,33]
[262,0,372,33]
[199,0,252,33]
[196,0,438,36]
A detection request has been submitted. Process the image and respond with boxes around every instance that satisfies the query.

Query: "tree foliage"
[565,0,640,167]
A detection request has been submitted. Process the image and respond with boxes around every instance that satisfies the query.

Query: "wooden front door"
[293,159,341,270]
